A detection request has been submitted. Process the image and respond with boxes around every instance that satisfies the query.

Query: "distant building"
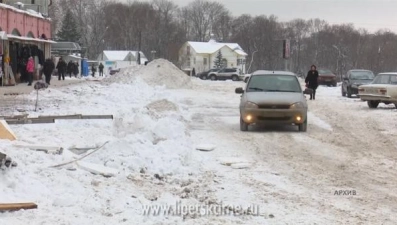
[179,38,247,74]
[0,1,53,85]
[97,50,149,71]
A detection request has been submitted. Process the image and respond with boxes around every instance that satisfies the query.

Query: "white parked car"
[358,72,397,108]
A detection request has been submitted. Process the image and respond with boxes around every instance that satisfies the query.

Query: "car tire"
[240,117,249,131]
[367,101,379,108]
[298,117,307,132]
[347,87,352,98]
[209,74,217,81]
[231,75,239,81]
[341,87,346,96]
[201,75,207,80]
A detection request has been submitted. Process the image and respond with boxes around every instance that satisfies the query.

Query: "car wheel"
[347,87,352,98]
[240,117,249,131]
[298,118,307,132]
[367,101,379,108]
[231,75,239,81]
[210,74,217,81]
[201,75,207,80]
[341,87,346,97]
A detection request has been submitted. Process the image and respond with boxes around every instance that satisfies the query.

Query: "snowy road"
[174,80,397,224]
[1,61,397,225]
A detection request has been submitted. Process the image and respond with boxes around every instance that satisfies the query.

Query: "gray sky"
[119,0,397,33]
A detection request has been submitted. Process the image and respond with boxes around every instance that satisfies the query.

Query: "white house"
[179,38,248,74]
[97,50,148,71]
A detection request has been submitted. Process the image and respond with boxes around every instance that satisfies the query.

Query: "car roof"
[252,70,296,76]
[349,69,372,72]
[378,72,397,75]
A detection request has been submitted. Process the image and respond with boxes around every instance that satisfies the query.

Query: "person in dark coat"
[91,64,96,77]
[305,65,319,100]
[192,68,196,77]
[67,60,74,78]
[56,57,67,80]
[42,58,55,85]
[98,63,104,76]
[73,61,79,77]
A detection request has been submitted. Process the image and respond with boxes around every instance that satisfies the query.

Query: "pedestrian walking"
[42,58,55,85]
[67,60,74,78]
[56,57,67,80]
[26,56,35,86]
[305,65,319,100]
[98,63,104,76]
[73,61,79,78]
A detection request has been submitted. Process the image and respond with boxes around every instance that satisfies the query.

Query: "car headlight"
[290,102,304,109]
[245,101,258,109]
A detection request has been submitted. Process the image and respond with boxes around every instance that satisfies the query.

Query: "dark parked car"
[109,68,120,75]
[196,68,220,80]
[317,69,337,86]
[342,69,375,97]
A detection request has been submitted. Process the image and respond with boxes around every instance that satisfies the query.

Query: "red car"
[109,68,120,75]
[317,69,337,86]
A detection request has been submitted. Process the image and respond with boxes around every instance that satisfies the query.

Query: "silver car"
[235,70,310,132]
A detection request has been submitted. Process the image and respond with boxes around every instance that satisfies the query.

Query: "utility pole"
[137,30,142,65]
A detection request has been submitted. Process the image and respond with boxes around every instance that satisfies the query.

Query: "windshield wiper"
[248,87,265,91]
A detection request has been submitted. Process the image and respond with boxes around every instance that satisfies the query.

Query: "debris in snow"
[106,58,191,89]
[145,99,179,113]
[50,141,110,168]
[218,157,252,166]
[0,119,17,141]
[76,161,118,177]
[0,203,37,212]
[196,144,216,152]
[230,162,251,169]
[13,144,63,155]
[0,152,17,168]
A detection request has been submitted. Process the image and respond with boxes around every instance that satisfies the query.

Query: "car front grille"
[258,104,290,109]
[257,116,291,121]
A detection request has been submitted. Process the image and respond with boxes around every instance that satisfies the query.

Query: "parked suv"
[196,68,220,80]
[208,68,240,81]
[342,69,375,97]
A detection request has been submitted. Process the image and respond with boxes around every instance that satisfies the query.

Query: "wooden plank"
[13,144,62,154]
[0,203,37,211]
[80,115,113,119]
[6,118,55,125]
[38,114,82,119]
[0,120,17,140]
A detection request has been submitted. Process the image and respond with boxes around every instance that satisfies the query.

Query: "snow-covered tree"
[214,50,223,68]
[56,9,81,43]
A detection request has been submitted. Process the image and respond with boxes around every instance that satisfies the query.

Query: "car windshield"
[350,71,374,80]
[247,75,302,93]
[372,74,397,84]
[318,69,333,75]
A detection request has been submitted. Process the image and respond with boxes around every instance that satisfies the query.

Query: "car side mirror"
[235,87,244,94]
[244,79,248,83]
[303,88,313,95]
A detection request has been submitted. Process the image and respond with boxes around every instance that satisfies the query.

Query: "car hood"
[245,92,304,105]
[350,79,373,85]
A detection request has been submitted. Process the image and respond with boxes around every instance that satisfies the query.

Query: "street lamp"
[151,50,156,60]
[332,45,342,81]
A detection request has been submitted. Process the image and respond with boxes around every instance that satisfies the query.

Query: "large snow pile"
[106,59,191,89]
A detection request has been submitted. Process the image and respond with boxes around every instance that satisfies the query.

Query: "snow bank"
[106,59,191,89]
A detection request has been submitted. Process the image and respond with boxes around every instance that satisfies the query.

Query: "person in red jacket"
[26,56,35,86]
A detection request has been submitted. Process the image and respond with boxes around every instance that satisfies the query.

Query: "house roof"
[102,51,147,61]
[188,39,248,56]
[51,42,80,51]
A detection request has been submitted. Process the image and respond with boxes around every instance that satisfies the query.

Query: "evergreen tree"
[213,50,223,68]
[56,9,81,43]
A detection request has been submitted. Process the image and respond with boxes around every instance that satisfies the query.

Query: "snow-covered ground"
[1,60,397,224]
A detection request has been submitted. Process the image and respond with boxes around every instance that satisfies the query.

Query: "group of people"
[55,57,79,80]
[91,63,104,77]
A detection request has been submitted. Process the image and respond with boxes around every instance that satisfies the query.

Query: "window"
[204,58,207,65]
[187,46,190,55]
[193,57,196,65]
[372,74,392,84]
[187,57,191,67]
[349,71,374,80]
[221,58,227,67]
[247,75,301,93]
